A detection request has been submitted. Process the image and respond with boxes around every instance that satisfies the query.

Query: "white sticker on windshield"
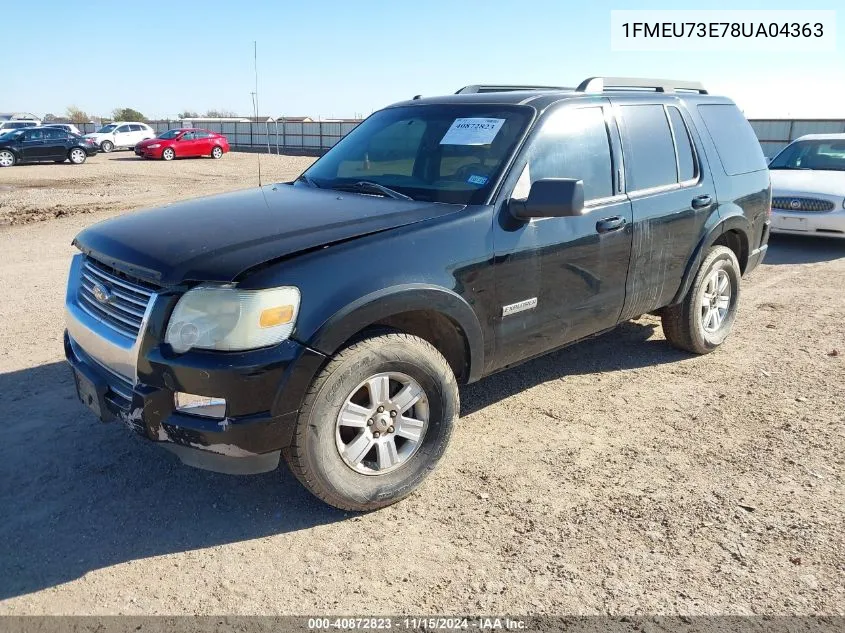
[440,118,505,146]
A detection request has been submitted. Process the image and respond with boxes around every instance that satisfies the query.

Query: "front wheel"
[161,147,175,161]
[68,148,87,165]
[0,150,15,167]
[100,140,114,153]
[211,145,223,159]
[283,332,458,511]
[662,245,741,354]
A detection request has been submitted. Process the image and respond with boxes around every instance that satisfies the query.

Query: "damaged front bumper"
[64,331,324,476]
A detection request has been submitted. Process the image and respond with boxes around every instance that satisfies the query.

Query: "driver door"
[112,125,132,148]
[490,103,633,371]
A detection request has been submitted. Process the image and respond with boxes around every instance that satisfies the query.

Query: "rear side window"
[667,106,696,182]
[697,104,767,175]
[620,105,677,191]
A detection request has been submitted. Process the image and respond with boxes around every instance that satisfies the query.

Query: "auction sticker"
[440,118,505,145]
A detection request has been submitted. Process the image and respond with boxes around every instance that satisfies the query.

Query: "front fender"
[306,284,485,383]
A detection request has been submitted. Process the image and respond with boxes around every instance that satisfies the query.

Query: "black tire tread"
[662,245,739,354]
[283,331,457,512]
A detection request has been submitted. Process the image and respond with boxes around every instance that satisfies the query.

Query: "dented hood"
[73,183,463,286]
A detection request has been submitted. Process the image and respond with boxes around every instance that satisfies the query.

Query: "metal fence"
[71,119,362,154]
[749,119,845,158]
[68,117,845,157]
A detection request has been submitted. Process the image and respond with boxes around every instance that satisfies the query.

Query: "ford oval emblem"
[92,282,113,304]
[790,199,801,209]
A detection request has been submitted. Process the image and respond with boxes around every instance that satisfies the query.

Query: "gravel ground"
[0,154,843,616]
[0,150,315,226]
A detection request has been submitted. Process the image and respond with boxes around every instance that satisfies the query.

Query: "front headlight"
[147,143,161,148]
[165,285,300,353]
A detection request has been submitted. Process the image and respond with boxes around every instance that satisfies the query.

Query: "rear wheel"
[211,145,223,159]
[100,140,114,153]
[0,150,15,167]
[68,148,87,165]
[283,332,458,511]
[162,147,175,161]
[662,245,741,354]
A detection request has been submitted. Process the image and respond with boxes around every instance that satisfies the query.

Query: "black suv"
[64,77,770,510]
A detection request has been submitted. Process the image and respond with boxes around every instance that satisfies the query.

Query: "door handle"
[692,194,713,209]
[596,216,627,234]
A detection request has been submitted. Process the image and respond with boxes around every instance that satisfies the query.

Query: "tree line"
[42,106,240,123]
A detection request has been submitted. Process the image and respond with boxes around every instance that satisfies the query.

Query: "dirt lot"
[0,154,843,616]
[0,150,316,226]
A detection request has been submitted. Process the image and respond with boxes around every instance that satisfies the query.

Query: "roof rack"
[575,77,707,94]
[455,84,571,94]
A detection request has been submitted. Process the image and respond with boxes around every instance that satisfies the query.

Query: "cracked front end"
[64,253,325,475]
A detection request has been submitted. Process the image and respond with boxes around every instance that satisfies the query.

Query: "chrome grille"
[76,257,158,339]
[772,197,836,213]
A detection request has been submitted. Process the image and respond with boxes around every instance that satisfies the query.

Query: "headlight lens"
[148,143,161,148]
[165,285,300,353]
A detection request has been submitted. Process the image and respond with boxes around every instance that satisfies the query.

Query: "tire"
[211,145,223,159]
[161,147,175,161]
[68,148,87,165]
[662,245,741,354]
[283,331,459,511]
[100,140,114,153]
[0,150,15,167]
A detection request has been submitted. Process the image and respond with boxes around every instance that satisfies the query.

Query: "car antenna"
[252,40,262,187]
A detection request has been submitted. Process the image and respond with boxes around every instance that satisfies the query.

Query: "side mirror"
[510,178,585,220]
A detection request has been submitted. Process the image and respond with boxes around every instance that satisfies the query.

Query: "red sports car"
[135,128,230,161]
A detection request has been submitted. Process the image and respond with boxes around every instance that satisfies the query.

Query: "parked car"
[0,120,39,134]
[768,134,845,239]
[43,123,83,136]
[64,77,770,511]
[135,128,230,160]
[0,127,98,167]
[84,122,155,153]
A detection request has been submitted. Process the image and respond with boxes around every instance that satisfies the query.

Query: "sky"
[3,0,843,120]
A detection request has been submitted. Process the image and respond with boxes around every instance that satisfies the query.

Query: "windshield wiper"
[332,181,412,200]
[296,174,321,188]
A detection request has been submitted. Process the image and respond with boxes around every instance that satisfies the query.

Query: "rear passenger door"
[41,128,68,158]
[613,101,717,320]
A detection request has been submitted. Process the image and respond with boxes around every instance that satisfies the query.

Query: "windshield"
[158,129,183,139]
[769,139,845,171]
[300,104,533,204]
[96,124,118,133]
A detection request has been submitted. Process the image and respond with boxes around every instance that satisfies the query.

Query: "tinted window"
[25,129,44,140]
[42,128,64,140]
[667,107,696,182]
[620,105,677,191]
[697,104,767,175]
[520,106,613,201]
[115,126,130,133]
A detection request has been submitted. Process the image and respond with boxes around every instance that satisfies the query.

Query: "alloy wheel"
[700,269,731,333]
[335,372,429,475]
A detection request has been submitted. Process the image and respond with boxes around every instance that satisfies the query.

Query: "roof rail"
[456,84,571,94]
[576,77,708,94]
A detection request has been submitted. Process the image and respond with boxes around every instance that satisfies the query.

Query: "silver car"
[769,133,845,239]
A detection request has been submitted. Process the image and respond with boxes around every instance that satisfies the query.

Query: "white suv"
[0,120,40,134]
[768,133,845,239]
[84,122,155,153]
